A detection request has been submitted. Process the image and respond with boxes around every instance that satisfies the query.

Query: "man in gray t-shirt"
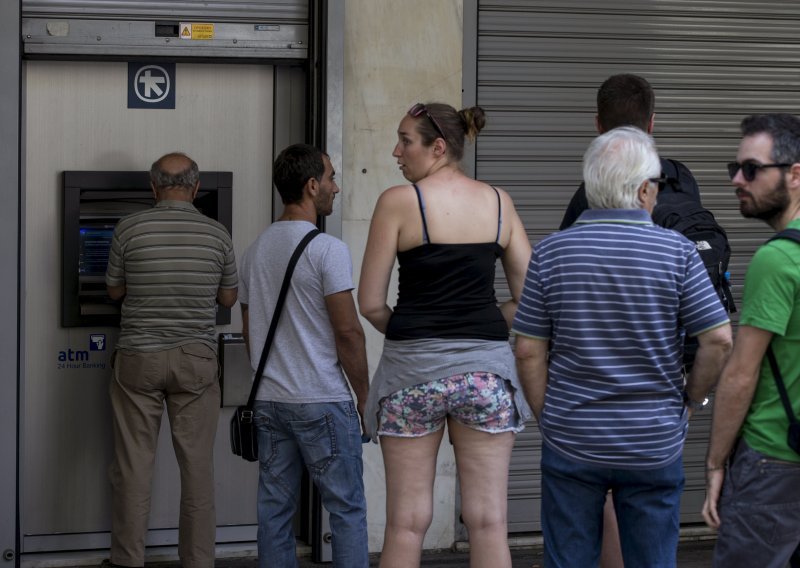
[239,144,369,568]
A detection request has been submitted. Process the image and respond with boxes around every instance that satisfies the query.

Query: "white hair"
[583,126,661,210]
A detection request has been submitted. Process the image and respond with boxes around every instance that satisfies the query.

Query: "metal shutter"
[471,0,800,532]
[22,0,307,58]
[22,0,307,22]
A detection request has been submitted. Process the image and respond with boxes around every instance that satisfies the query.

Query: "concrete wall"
[342,0,465,552]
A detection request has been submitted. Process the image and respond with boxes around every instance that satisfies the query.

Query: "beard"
[314,190,334,216]
[740,176,790,222]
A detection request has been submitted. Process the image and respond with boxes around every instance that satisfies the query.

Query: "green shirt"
[740,218,800,462]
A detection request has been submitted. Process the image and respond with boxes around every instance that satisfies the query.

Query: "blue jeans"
[253,400,368,568]
[713,439,800,568]
[540,443,684,568]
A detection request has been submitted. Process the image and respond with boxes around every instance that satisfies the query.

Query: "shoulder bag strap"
[769,228,800,245]
[760,230,800,425]
[245,228,320,408]
[766,345,800,426]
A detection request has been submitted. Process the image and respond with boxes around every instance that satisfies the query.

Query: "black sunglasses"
[408,103,446,141]
[648,176,668,188]
[727,161,791,182]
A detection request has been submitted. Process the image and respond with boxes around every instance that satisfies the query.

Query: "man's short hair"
[597,74,655,132]
[150,153,199,190]
[273,144,326,205]
[583,126,661,210]
[741,113,800,165]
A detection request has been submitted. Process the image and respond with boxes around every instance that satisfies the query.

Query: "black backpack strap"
[765,345,800,426]
[245,228,321,408]
[769,228,800,245]
[659,158,680,192]
[659,157,703,203]
[763,230,800,427]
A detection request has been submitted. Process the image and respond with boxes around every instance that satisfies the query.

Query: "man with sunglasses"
[703,113,800,567]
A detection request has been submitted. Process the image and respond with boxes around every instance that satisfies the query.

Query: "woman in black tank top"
[358,103,532,567]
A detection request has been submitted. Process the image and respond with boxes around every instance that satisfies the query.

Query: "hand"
[702,467,725,529]
[356,400,368,439]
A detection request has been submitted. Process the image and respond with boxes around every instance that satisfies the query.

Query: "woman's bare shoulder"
[376,184,417,209]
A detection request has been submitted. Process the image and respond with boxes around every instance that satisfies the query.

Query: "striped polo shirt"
[512,209,729,469]
[106,200,237,352]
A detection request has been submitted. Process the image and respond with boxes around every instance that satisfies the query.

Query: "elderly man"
[513,127,732,567]
[703,113,800,567]
[105,152,238,568]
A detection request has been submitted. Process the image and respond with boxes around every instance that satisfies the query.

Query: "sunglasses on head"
[408,103,446,141]
[727,161,791,182]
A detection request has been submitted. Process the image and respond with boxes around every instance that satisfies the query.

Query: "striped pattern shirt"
[512,209,729,469]
[106,200,237,352]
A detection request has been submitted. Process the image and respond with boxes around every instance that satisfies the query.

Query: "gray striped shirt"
[106,200,237,352]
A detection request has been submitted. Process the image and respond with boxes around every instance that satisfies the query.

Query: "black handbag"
[230,228,320,462]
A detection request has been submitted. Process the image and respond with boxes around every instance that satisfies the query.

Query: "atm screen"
[78,226,115,276]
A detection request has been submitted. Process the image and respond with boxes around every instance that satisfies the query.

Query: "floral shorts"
[377,371,522,437]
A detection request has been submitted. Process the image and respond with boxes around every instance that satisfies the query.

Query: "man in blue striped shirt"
[513,127,732,567]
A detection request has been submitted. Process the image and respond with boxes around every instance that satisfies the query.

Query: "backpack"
[651,159,736,368]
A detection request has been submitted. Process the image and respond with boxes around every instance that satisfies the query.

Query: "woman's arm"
[499,191,532,327]
[358,187,404,334]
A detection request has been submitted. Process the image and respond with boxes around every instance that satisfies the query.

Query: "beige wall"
[342,0,465,552]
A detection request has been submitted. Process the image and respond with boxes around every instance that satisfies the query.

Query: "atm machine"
[27,169,330,561]
[61,170,233,328]
[20,170,265,556]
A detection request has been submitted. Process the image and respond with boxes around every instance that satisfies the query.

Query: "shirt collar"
[155,199,198,212]
[574,208,653,226]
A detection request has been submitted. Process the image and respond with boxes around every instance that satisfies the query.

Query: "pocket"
[115,349,162,390]
[292,413,336,475]
[178,343,218,391]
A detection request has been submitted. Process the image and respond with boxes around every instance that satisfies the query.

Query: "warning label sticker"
[179,22,214,40]
[191,23,215,40]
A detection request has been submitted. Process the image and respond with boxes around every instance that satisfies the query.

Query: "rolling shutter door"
[473,0,800,531]
[22,0,306,21]
[22,0,307,59]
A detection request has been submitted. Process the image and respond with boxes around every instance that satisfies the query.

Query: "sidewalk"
[58,536,716,568]
[298,538,715,567]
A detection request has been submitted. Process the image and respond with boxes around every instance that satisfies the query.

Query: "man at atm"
[104,152,238,568]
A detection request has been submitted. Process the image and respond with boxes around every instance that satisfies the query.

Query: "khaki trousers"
[109,343,220,568]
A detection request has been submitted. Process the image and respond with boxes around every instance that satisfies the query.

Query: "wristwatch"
[683,390,709,412]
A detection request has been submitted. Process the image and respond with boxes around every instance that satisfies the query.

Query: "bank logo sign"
[128,62,176,109]
[90,334,106,351]
[57,334,109,371]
